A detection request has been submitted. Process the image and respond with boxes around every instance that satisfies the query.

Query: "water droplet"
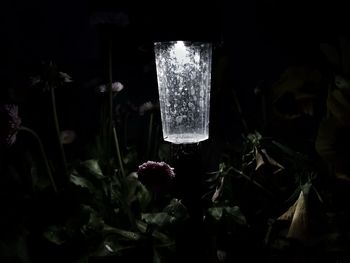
[176,116,183,124]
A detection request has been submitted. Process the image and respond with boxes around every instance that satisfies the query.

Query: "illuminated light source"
[154,41,212,144]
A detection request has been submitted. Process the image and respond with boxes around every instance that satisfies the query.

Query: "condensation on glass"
[154,41,212,144]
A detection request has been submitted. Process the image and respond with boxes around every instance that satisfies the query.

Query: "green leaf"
[208,207,223,221]
[151,230,172,244]
[75,255,89,263]
[163,199,188,221]
[103,225,143,241]
[142,213,174,228]
[153,248,162,263]
[80,205,104,237]
[93,235,138,257]
[80,159,104,179]
[224,206,247,225]
[136,183,152,210]
[208,206,247,225]
[123,149,138,166]
[204,171,221,183]
[136,220,148,233]
[135,220,172,244]
[43,225,67,245]
[70,170,96,194]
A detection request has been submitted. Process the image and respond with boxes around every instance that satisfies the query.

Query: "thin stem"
[19,126,57,193]
[122,195,138,231]
[231,89,249,134]
[152,124,160,160]
[146,112,154,160]
[228,166,274,198]
[113,126,125,178]
[50,87,68,178]
[108,38,113,150]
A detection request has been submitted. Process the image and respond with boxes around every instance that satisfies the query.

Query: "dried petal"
[287,191,308,241]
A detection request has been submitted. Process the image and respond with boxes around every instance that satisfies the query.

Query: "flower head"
[97,81,124,94]
[30,61,73,91]
[137,161,175,193]
[0,104,21,146]
[138,101,160,116]
[60,130,76,144]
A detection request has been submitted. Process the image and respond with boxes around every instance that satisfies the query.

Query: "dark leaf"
[327,89,350,127]
[80,205,104,237]
[151,230,172,244]
[142,213,174,228]
[204,171,221,184]
[123,149,138,166]
[163,199,188,221]
[103,225,142,241]
[136,220,172,244]
[255,148,284,174]
[153,248,162,263]
[208,207,224,221]
[136,183,152,210]
[224,206,247,225]
[43,225,67,245]
[80,159,104,180]
[92,235,138,258]
[69,170,96,194]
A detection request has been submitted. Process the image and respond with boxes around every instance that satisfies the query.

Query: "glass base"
[163,133,208,144]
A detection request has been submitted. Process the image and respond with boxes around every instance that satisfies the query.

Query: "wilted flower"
[60,130,76,144]
[139,101,153,115]
[30,61,73,91]
[90,11,129,27]
[137,161,175,193]
[97,82,124,93]
[138,101,159,116]
[58,72,73,83]
[0,104,21,146]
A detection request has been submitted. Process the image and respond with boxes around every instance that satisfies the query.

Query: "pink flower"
[0,104,21,146]
[137,161,175,193]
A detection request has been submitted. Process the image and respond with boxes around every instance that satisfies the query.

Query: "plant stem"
[108,39,113,133]
[113,126,125,178]
[107,37,113,158]
[146,112,154,160]
[229,166,274,198]
[50,87,68,178]
[231,89,249,134]
[19,126,57,193]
